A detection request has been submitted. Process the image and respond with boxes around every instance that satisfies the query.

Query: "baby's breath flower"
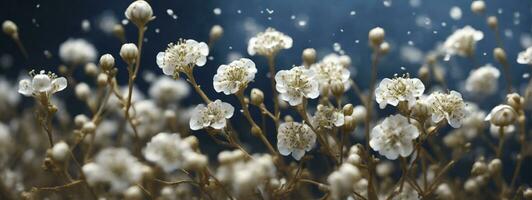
[277,122,316,160]
[143,132,207,172]
[275,66,319,106]
[213,58,257,95]
[59,38,98,65]
[148,76,190,105]
[426,90,468,128]
[327,163,363,199]
[18,70,67,97]
[189,100,234,130]
[369,114,420,160]
[375,76,425,109]
[312,104,345,129]
[517,47,532,65]
[310,54,351,95]
[247,27,292,56]
[465,64,500,95]
[443,26,483,57]
[157,39,209,78]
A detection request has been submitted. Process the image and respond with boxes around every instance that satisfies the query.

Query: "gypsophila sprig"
[465,64,500,95]
[312,104,345,129]
[277,122,316,160]
[426,90,468,128]
[369,114,420,160]
[213,58,257,95]
[375,75,425,109]
[443,26,484,57]
[157,39,209,78]
[189,99,234,130]
[143,132,207,172]
[247,27,292,56]
[18,70,67,97]
[275,66,319,106]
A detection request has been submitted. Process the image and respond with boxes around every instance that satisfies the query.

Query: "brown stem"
[267,54,280,129]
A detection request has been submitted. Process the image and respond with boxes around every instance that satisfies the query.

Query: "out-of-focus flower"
[370,114,420,160]
[189,100,234,130]
[149,76,189,105]
[443,26,483,57]
[375,76,425,109]
[51,141,70,162]
[485,104,517,127]
[213,58,257,95]
[275,66,319,106]
[247,27,292,56]
[310,54,351,95]
[157,39,209,77]
[517,47,532,65]
[465,64,500,95]
[0,77,20,113]
[0,123,13,165]
[327,163,365,199]
[312,104,344,129]
[391,184,420,200]
[59,38,98,65]
[18,70,67,97]
[143,132,207,172]
[132,100,163,138]
[277,122,316,160]
[427,90,468,128]
[82,148,144,193]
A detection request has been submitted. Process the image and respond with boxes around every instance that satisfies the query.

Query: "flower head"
[517,47,532,65]
[143,132,207,172]
[275,66,319,106]
[18,70,67,97]
[310,54,351,95]
[465,64,500,95]
[312,104,345,129]
[375,76,425,109]
[485,104,517,127]
[125,0,153,27]
[59,38,98,65]
[157,39,209,78]
[370,114,420,160]
[277,122,316,160]
[443,26,483,57]
[190,100,234,130]
[213,58,257,95]
[426,90,468,128]
[247,28,292,56]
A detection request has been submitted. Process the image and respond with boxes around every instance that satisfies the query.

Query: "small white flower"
[310,54,351,95]
[213,58,257,95]
[327,163,363,199]
[443,26,483,57]
[247,27,292,56]
[148,76,190,104]
[517,47,532,65]
[465,64,500,95]
[426,91,468,128]
[375,76,425,109]
[370,114,420,160]
[312,104,345,129]
[59,38,98,65]
[82,148,144,193]
[143,132,206,172]
[277,122,316,160]
[189,100,234,130]
[157,39,209,77]
[18,70,67,97]
[275,66,319,106]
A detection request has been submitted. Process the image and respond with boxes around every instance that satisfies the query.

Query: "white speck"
[43,50,52,59]
[81,19,91,32]
[144,38,148,42]
[450,6,462,20]
[237,10,242,14]
[409,0,421,7]
[213,8,222,15]
[433,30,438,34]
[407,31,411,35]
[504,29,513,38]
[229,46,233,50]
[36,4,40,8]
[290,15,296,20]
[267,17,272,20]
[350,11,356,16]
[333,42,342,52]
[383,0,392,7]
[443,54,451,61]
[441,22,447,27]
[340,29,344,32]
[355,40,360,44]
[401,66,406,70]
[155,28,160,33]
[172,15,178,20]
[166,9,174,16]
[497,8,503,14]
[266,8,274,14]
[523,73,530,78]
[298,20,307,27]
[408,41,414,46]
[208,56,214,61]
[483,52,487,56]
[122,19,129,25]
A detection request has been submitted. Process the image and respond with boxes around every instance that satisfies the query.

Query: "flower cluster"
[157,39,209,77]
[189,100,234,130]
[427,90,468,128]
[443,26,484,57]
[247,27,292,56]
[143,132,207,172]
[59,38,98,65]
[275,66,319,106]
[465,64,501,95]
[310,54,351,95]
[277,122,316,160]
[375,76,425,109]
[213,58,257,94]
[370,114,420,160]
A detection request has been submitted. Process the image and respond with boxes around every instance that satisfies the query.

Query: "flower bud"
[506,93,523,111]
[487,16,498,30]
[84,63,98,77]
[485,105,517,126]
[75,82,91,101]
[209,25,224,43]
[379,41,390,54]
[368,27,385,48]
[2,20,18,38]
[82,121,96,133]
[124,186,143,200]
[471,160,488,175]
[97,73,109,87]
[343,115,356,132]
[125,0,153,28]
[351,105,367,124]
[471,1,486,14]
[51,141,70,162]
[493,47,507,63]
[74,114,89,127]
[339,55,352,68]
[320,82,330,97]
[284,115,294,122]
[250,88,264,105]
[418,65,430,83]
[464,179,479,193]
[342,104,354,116]
[330,79,345,97]
[112,24,125,40]
[120,43,139,65]
[302,48,317,66]
[251,125,262,136]
[99,54,115,71]
[488,158,502,175]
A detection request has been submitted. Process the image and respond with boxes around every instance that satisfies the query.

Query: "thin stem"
[496,126,505,158]
[267,54,280,129]
[13,36,29,59]
[185,70,212,104]
[364,51,381,200]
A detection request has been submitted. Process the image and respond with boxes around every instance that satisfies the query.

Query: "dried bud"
[339,55,352,68]
[184,136,200,150]
[74,114,89,127]
[506,93,524,111]
[97,73,109,87]
[51,141,70,162]
[524,188,532,199]
[485,105,517,127]
[493,47,507,63]
[84,63,99,77]
[75,83,91,101]
[284,115,294,122]
[471,1,486,14]
[488,158,502,174]
[471,160,488,175]
[2,20,18,38]
[124,186,143,200]
[120,43,139,65]
[369,27,385,48]
[209,25,224,43]
[125,0,153,28]
[82,121,96,133]
[464,179,479,193]
[99,54,115,71]
[330,79,345,97]
[342,104,354,116]
[487,16,498,30]
[250,88,264,105]
[379,41,390,54]
[251,125,262,136]
[343,115,356,132]
[418,65,430,83]
[351,105,367,124]
[302,48,317,66]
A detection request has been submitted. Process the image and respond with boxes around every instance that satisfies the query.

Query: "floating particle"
[144,38,148,42]
[268,17,272,20]
[81,19,91,32]
[166,9,174,16]
[523,73,530,79]
[290,15,296,20]
[416,15,432,29]
[333,42,342,52]
[520,34,532,48]
[408,41,414,46]
[409,0,421,7]
[213,8,222,15]
[266,8,274,14]
[97,11,119,34]
[350,11,356,16]
[237,10,242,14]
[441,22,447,27]
[32,18,39,27]
[43,50,52,59]
[504,29,513,38]
[36,4,40,8]
[298,20,307,27]
[122,19,129,25]
[433,30,438,34]
[355,40,360,44]
[340,29,344,32]
[400,46,423,64]
[0,54,13,69]
[483,52,487,56]
[497,8,503,14]
[172,15,178,20]
[383,0,392,7]
[450,6,462,20]
[143,71,156,82]
[208,56,214,61]
[155,28,160,33]
[407,31,411,35]
[401,66,406,71]
[228,46,233,50]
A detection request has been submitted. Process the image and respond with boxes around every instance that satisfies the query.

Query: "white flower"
[375,76,425,109]
[132,100,163,138]
[426,91,468,128]
[312,104,345,129]
[275,66,319,106]
[156,39,209,77]
[277,122,316,160]
[247,27,292,56]
[369,114,420,160]
[443,26,483,57]
[310,55,351,95]
[189,100,234,130]
[517,47,532,65]
[149,76,190,104]
[465,64,500,95]
[82,148,143,193]
[59,38,98,65]
[18,70,67,97]
[143,132,206,172]
[327,163,363,199]
[213,58,257,95]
